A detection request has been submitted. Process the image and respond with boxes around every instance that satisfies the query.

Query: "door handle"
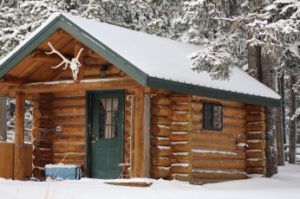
[91,137,99,144]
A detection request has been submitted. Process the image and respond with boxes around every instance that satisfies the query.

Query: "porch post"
[14,91,25,180]
[132,87,145,177]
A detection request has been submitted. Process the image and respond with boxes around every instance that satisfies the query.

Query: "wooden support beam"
[87,49,100,58]
[0,85,11,97]
[31,51,67,64]
[0,83,19,91]
[31,51,108,66]
[0,86,35,99]
[21,77,138,94]
[0,77,22,96]
[84,57,108,65]
[132,87,145,177]
[14,91,25,180]
[1,75,29,85]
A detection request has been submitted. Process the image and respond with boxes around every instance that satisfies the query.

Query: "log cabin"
[0,13,280,183]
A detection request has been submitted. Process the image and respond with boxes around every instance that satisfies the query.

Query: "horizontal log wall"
[150,91,193,180]
[170,93,192,181]
[32,92,87,179]
[245,105,266,175]
[52,92,86,176]
[148,93,265,183]
[150,91,171,179]
[190,96,248,184]
[32,93,55,179]
[30,62,134,178]
[32,90,135,178]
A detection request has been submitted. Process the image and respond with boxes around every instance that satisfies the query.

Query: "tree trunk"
[247,45,261,80]
[276,76,285,165]
[288,74,296,164]
[261,51,278,177]
[0,98,6,141]
[248,45,278,176]
[264,107,278,176]
[280,75,287,145]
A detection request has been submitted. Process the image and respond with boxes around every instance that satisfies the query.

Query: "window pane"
[98,97,119,139]
[204,104,212,129]
[106,111,112,125]
[113,98,118,111]
[106,98,112,111]
[213,106,222,129]
[203,103,222,130]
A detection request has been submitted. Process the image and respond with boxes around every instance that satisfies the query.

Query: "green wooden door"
[89,90,124,179]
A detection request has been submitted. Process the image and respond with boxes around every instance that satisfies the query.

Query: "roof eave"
[146,76,281,107]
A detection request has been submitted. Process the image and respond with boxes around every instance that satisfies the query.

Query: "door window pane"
[99,97,118,139]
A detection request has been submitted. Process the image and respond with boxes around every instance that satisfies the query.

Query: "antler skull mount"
[45,42,84,80]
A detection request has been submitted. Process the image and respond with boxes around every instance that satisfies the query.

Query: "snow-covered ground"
[0,164,299,199]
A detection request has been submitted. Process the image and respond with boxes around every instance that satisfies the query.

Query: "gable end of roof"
[58,15,149,86]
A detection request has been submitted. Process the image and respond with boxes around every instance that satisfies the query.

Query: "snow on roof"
[0,13,280,105]
[62,14,279,100]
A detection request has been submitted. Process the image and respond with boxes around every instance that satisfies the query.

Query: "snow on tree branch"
[291,107,300,121]
[189,0,300,80]
[189,43,232,80]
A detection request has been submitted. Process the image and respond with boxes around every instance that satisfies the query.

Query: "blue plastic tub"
[45,164,81,180]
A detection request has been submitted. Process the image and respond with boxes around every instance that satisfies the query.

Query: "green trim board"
[146,76,281,107]
[0,13,280,107]
[85,91,92,177]
[0,17,61,77]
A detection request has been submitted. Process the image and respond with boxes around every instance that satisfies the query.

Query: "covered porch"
[0,28,149,180]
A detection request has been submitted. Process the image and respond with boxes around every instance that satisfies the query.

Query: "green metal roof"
[0,13,281,107]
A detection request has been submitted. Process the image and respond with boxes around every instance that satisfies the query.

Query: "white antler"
[75,48,84,60]
[45,42,71,70]
[45,42,84,80]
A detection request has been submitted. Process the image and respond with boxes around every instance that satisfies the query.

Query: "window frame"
[98,97,119,140]
[202,102,223,131]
